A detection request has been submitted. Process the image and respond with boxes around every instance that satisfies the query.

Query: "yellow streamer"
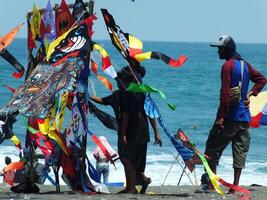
[46,27,75,61]
[10,135,20,146]
[38,93,69,155]
[198,153,224,195]
[48,131,69,155]
[134,52,152,62]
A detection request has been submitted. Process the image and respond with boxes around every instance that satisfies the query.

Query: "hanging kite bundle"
[16,0,121,193]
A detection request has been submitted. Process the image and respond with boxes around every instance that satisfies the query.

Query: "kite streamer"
[101,9,187,68]
[0,23,24,52]
[128,82,176,110]
[144,94,194,166]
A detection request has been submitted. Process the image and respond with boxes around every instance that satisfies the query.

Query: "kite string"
[128,64,140,84]
[70,10,87,28]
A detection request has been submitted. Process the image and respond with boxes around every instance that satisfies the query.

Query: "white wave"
[0,146,266,187]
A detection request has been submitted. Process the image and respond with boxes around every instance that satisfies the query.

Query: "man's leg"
[229,122,250,194]
[196,121,239,193]
[234,168,242,185]
[96,163,103,183]
[102,164,109,184]
[119,157,131,192]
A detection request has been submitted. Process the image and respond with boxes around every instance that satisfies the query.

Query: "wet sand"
[0,184,266,200]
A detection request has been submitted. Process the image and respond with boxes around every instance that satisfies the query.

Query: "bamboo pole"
[81,0,94,188]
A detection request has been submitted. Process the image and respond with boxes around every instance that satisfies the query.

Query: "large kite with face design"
[47,15,96,66]
[0,57,83,118]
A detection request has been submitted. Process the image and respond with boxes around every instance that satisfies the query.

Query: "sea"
[0,39,267,187]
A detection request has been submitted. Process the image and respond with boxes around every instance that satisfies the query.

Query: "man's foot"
[117,189,129,194]
[128,188,138,194]
[227,189,236,194]
[195,173,213,194]
[195,184,210,194]
[118,188,138,194]
[140,177,152,194]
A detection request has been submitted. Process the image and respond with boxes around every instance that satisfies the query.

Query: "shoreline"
[0,184,266,200]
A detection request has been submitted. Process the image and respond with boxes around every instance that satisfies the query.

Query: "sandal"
[140,177,152,194]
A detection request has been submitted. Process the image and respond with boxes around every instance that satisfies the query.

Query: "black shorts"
[205,120,250,169]
[118,141,147,172]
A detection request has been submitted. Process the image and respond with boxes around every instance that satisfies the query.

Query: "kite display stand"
[25,0,94,193]
[162,153,197,186]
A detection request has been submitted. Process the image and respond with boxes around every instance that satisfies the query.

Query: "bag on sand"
[10,178,39,193]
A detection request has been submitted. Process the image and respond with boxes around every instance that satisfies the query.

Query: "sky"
[1,0,267,43]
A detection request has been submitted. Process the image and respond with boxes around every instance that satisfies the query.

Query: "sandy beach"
[0,184,266,200]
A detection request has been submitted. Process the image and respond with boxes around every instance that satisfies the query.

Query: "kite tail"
[0,49,25,78]
[144,94,194,166]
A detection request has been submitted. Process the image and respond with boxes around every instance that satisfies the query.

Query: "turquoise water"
[0,39,267,185]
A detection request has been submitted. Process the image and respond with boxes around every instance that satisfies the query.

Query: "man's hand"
[244,99,250,108]
[119,135,127,146]
[244,91,254,108]
[154,134,162,147]
[215,118,224,129]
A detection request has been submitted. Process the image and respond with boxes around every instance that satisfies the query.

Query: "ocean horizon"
[0,39,267,186]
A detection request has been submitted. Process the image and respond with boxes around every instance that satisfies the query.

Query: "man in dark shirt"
[90,65,162,194]
[198,35,266,193]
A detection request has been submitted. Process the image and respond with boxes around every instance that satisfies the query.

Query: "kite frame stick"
[161,155,176,186]
[173,154,195,186]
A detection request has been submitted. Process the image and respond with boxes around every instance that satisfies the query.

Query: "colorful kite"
[55,0,75,37]
[41,0,57,43]
[91,42,117,79]
[177,129,251,196]
[0,23,24,52]
[72,0,89,22]
[0,23,25,78]
[0,116,22,151]
[30,4,42,40]
[144,94,194,171]
[249,91,267,128]
[27,17,36,49]
[47,15,96,66]
[91,60,113,91]
[0,49,25,79]
[90,41,117,92]
[101,9,187,68]
[0,58,83,118]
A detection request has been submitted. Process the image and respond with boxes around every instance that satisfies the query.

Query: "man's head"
[5,156,11,165]
[210,35,236,60]
[116,65,146,90]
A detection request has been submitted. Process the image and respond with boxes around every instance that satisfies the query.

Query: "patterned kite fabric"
[0,57,84,119]
[249,91,267,128]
